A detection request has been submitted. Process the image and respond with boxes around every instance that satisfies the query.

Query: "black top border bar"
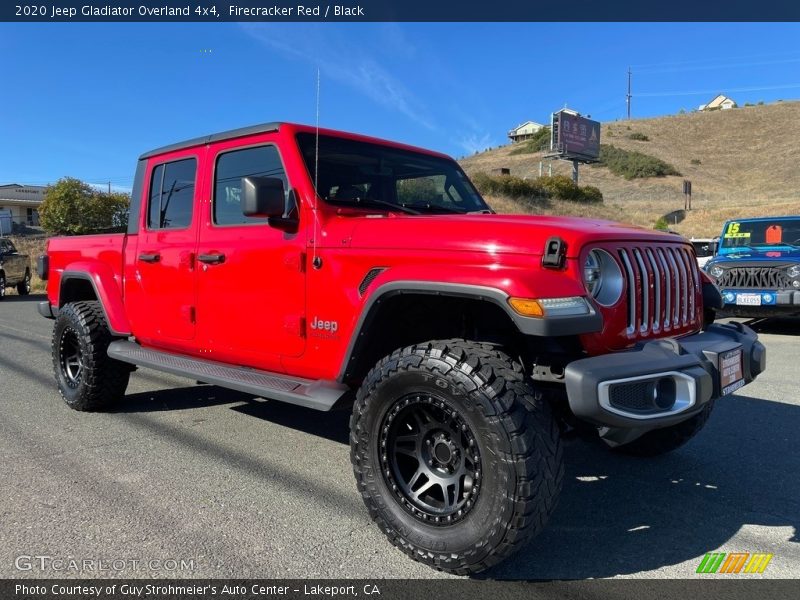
[4,0,800,22]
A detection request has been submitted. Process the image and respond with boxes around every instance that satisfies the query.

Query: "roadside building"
[698,95,737,111]
[508,120,546,143]
[0,184,45,233]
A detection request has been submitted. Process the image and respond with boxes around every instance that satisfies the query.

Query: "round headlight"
[787,264,800,278]
[583,249,623,306]
[708,264,724,279]
[584,251,602,296]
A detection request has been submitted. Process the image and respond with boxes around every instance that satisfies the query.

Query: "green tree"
[39,177,129,235]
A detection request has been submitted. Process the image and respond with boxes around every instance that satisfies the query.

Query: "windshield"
[296,133,490,214]
[719,218,800,252]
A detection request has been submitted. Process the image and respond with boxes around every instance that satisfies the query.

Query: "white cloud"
[241,24,436,130]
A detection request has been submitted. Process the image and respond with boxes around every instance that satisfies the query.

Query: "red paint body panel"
[45,122,705,381]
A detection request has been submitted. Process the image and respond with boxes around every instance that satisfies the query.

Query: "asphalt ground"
[0,294,797,579]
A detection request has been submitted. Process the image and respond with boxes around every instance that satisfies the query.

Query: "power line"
[631,49,800,71]
[637,82,800,98]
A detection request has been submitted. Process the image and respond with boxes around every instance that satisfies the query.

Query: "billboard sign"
[551,110,601,160]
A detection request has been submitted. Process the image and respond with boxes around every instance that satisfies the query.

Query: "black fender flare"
[337,281,602,381]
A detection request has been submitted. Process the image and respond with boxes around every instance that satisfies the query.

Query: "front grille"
[618,245,700,336]
[717,266,791,289]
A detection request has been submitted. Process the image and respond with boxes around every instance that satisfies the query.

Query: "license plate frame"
[719,348,745,396]
[736,293,762,306]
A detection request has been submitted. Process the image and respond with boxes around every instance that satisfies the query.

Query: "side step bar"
[107,340,348,412]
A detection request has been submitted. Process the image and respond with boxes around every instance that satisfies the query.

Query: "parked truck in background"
[705,216,800,318]
[0,237,32,298]
[37,122,766,574]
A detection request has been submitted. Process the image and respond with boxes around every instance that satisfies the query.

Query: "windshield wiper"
[359,198,421,215]
[404,203,471,214]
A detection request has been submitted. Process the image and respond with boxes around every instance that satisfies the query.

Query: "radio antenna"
[312,67,323,269]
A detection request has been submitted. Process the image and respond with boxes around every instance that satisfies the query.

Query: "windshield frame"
[295,132,491,215]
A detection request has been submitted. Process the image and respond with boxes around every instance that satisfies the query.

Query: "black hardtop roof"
[138,122,281,160]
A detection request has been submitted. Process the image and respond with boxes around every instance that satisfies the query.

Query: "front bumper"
[720,289,800,307]
[38,301,58,319]
[564,322,765,435]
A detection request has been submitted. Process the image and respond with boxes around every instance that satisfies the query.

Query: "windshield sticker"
[724,222,751,239]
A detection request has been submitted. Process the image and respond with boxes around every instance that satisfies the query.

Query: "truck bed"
[46,233,126,306]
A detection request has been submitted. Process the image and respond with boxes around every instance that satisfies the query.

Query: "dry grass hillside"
[461,101,800,237]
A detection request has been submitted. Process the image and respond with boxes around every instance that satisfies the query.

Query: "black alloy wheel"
[380,394,481,525]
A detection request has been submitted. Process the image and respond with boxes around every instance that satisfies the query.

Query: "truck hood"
[330,213,683,257]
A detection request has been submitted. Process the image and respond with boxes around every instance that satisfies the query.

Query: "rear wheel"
[52,301,130,411]
[351,339,563,575]
[611,402,714,457]
[17,270,31,295]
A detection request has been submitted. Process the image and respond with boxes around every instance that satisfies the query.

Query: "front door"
[195,139,306,370]
[128,153,201,344]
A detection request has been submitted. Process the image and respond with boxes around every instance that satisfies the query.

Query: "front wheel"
[52,301,130,411]
[350,339,564,575]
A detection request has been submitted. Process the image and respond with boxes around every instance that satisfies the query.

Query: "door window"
[213,145,289,226]
[147,158,197,230]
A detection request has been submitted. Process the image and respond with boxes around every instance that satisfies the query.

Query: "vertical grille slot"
[645,248,662,331]
[656,248,672,329]
[619,249,637,335]
[633,249,650,332]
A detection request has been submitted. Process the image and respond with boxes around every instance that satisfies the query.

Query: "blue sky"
[2,22,800,190]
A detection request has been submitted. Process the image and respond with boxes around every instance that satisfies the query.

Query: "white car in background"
[690,238,718,268]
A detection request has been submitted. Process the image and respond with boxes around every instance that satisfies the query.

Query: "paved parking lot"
[0,295,797,579]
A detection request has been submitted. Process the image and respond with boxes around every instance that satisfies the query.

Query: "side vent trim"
[359,267,388,296]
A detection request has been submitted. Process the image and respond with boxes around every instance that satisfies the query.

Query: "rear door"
[194,138,306,370]
[128,152,202,344]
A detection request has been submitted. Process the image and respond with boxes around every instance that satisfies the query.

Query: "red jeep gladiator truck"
[38,122,766,574]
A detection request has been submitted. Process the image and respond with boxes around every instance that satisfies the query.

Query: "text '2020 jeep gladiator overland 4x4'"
[38,123,766,574]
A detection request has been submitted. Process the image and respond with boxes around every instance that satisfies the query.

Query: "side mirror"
[241,176,286,218]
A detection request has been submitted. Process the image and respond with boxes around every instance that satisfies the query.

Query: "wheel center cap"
[434,442,452,463]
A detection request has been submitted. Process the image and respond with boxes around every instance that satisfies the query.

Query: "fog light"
[652,378,677,410]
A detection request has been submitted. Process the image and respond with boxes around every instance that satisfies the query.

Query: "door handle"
[198,253,226,265]
[138,253,160,263]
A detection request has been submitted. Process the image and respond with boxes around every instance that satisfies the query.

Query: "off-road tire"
[612,401,715,457]
[17,269,31,295]
[350,339,564,575]
[52,301,130,411]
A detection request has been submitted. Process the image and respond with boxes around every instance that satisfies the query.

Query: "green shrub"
[597,144,681,179]
[654,217,669,231]
[690,158,702,165]
[627,132,649,141]
[471,172,602,204]
[509,127,551,155]
[39,177,129,235]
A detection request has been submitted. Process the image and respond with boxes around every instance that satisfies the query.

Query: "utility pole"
[626,67,632,120]
[108,181,111,194]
